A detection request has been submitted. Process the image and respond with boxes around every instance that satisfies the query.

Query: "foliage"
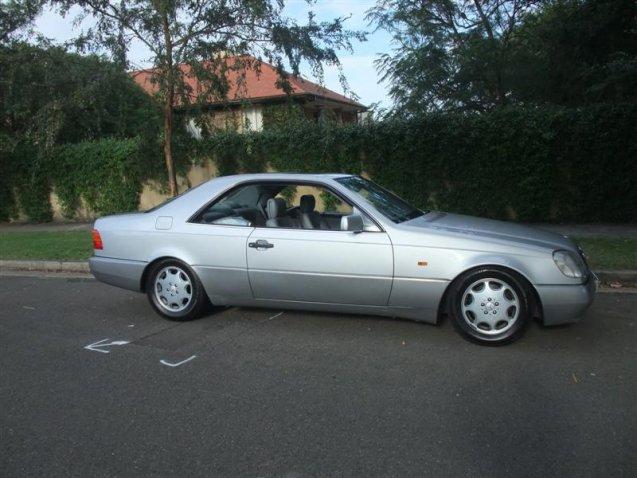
[0,133,19,221]
[0,42,160,146]
[509,0,637,106]
[368,0,637,115]
[261,103,308,130]
[50,137,159,217]
[0,0,44,44]
[3,103,634,224]
[48,0,365,196]
[1,136,161,221]
[0,137,52,222]
[367,0,536,114]
[0,43,162,221]
[191,103,637,223]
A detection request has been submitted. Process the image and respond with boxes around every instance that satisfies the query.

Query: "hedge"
[1,103,635,223]
[0,137,52,222]
[194,103,637,223]
[0,137,159,221]
[50,138,155,216]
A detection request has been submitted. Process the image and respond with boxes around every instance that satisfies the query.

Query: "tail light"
[92,229,103,250]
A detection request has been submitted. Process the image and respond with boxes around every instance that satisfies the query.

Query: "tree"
[0,42,161,222]
[508,0,637,106]
[0,42,160,146]
[48,0,363,196]
[0,0,44,44]
[367,0,537,115]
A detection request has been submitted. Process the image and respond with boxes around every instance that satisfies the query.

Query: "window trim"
[187,178,385,233]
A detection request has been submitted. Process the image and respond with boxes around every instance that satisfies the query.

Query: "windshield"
[335,176,425,223]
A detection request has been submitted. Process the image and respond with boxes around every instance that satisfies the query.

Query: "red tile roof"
[131,56,365,110]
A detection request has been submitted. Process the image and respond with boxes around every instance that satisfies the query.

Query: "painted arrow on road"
[84,338,130,354]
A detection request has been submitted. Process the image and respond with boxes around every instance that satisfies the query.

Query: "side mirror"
[340,213,364,233]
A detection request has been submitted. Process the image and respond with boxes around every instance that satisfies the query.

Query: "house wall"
[186,105,264,136]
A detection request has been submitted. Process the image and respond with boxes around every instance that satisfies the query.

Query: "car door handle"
[249,240,274,249]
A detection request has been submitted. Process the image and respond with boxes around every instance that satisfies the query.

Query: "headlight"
[553,250,585,279]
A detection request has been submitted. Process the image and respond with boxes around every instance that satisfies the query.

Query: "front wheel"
[448,268,532,345]
[146,259,207,321]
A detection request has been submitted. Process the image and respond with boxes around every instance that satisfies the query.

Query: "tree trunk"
[161,7,178,196]
[163,94,177,196]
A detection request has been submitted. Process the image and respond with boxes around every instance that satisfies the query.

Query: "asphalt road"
[1,275,635,477]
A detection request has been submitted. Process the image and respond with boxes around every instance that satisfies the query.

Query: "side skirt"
[224,297,439,324]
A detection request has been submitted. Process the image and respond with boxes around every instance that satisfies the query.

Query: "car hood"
[402,212,575,252]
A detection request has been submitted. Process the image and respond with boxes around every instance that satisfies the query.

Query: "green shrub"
[2,141,53,222]
[191,103,637,223]
[50,137,155,217]
[2,103,635,223]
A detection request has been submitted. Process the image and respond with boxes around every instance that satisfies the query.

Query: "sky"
[33,0,394,108]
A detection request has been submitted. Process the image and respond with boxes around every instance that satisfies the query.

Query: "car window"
[266,183,355,230]
[195,183,266,227]
[276,185,353,215]
[335,176,424,223]
[194,180,376,231]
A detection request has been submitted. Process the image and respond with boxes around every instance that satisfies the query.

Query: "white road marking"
[264,311,284,321]
[84,338,130,354]
[160,355,197,367]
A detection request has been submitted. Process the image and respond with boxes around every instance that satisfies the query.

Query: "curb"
[1,260,636,287]
[0,259,90,274]
[595,270,637,288]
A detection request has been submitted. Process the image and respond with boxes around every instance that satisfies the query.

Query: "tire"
[145,259,208,321]
[447,267,532,345]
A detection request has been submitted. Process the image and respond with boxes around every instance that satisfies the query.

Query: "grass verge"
[572,237,637,270]
[0,231,92,261]
[0,230,635,270]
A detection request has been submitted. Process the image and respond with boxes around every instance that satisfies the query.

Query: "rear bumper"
[536,273,598,326]
[89,256,146,292]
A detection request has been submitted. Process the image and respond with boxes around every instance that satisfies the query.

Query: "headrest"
[266,197,286,219]
[299,195,316,213]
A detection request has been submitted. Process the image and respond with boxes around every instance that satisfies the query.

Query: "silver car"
[90,173,597,344]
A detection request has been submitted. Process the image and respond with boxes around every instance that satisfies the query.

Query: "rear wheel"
[145,259,207,321]
[448,267,532,345]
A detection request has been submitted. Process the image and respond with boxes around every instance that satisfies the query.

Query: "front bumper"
[536,273,598,326]
[89,256,146,292]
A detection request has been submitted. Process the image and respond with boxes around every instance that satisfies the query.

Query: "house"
[131,55,367,134]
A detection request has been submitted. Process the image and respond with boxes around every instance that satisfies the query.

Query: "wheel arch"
[140,255,193,292]
[437,263,543,323]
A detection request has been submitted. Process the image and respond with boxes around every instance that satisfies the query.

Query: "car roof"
[215,172,353,181]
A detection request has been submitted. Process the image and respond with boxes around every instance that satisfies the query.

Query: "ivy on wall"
[194,103,637,223]
[1,138,52,222]
[2,104,635,223]
[261,103,307,130]
[0,136,162,221]
[50,138,157,216]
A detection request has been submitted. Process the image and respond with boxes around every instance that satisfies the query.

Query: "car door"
[246,226,393,306]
